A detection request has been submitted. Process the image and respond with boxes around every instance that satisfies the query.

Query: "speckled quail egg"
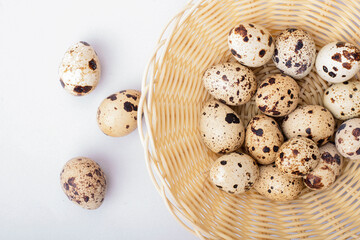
[210,152,259,194]
[60,157,106,210]
[254,164,304,201]
[319,143,344,177]
[228,23,274,67]
[273,28,316,79]
[202,62,257,106]
[315,42,360,83]
[200,100,245,153]
[245,114,284,164]
[59,41,101,96]
[282,105,335,146]
[324,81,360,120]
[276,137,320,178]
[256,74,300,117]
[335,118,360,160]
[304,143,343,190]
[97,90,140,137]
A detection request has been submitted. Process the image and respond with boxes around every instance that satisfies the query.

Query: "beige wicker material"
[138,0,360,239]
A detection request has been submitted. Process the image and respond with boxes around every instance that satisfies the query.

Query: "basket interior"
[147,0,360,239]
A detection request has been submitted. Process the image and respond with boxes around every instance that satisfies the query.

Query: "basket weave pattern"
[138,0,360,239]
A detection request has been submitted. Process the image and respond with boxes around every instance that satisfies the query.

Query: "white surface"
[0,0,198,239]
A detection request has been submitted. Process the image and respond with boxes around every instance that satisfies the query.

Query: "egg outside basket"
[138,0,360,239]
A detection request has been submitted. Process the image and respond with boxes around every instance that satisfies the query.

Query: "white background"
[0,0,198,239]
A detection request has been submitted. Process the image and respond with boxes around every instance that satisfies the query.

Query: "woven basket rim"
[138,1,203,237]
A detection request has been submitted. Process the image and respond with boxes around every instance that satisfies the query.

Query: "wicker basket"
[138,0,360,239]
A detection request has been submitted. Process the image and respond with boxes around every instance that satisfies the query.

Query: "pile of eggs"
[58,42,141,209]
[201,24,360,201]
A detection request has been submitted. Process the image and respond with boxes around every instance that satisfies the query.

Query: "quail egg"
[315,42,360,83]
[245,114,284,164]
[210,152,259,194]
[276,137,320,178]
[335,118,360,160]
[59,41,101,96]
[202,62,257,106]
[228,23,274,67]
[60,157,106,210]
[324,81,360,120]
[304,143,343,190]
[282,105,335,146]
[200,100,245,153]
[254,164,304,201]
[97,90,140,137]
[256,74,300,117]
[273,28,316,79]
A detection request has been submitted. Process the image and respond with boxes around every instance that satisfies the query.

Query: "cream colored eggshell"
[228,23,274,67]
[200,100,245,153]
[59,41,101,96]
[254,164,304,201]
[276,137,320,178]
[282,105,335,146]
[60,157,106,210]
[273,28,316,79]
[315,42,360,83]
[202,62,257,106]
[324,81,360,120]
[256,74,300,117]
[318,143,344,177]
[97,90,140,137]
[210,152,259,194]
[335,118,360,160]
[304,167,335,191]
[245,114,284,164]
[304,143,343,190]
